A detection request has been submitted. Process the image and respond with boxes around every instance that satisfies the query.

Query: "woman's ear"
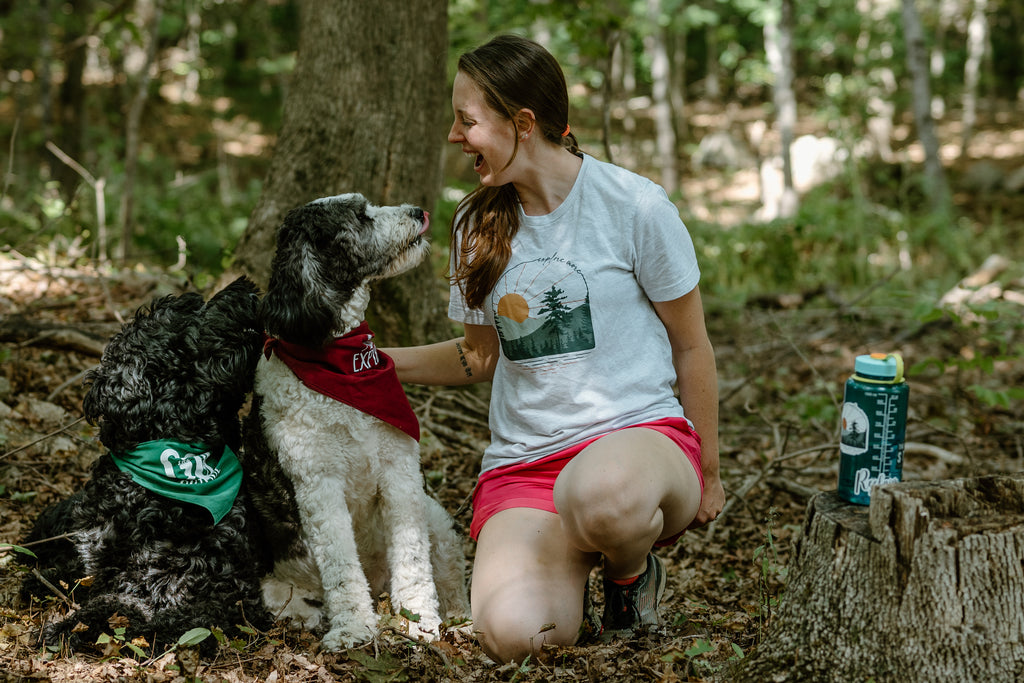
[514,109,537,139]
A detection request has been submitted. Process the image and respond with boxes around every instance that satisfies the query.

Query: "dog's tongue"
[419,211,430,235]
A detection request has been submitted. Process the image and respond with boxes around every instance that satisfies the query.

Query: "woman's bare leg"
[471,507,599,664]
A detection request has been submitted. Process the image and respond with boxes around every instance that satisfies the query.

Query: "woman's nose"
[447,121,462,143]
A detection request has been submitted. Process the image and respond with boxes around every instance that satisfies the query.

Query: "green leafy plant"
[910,298,1024,412]
[754,507,788,642]
[96,627,149,659]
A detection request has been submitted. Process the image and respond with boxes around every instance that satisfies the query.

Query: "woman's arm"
[383,323,500,386]
[652,286,724,527]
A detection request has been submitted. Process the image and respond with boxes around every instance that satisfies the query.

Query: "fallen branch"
[0,417,86,462]
[905,441,964,465]
[422,419,489,453]
[0,315,108,356]
[766,476,821,501]
[30,568,76,607]
[46,367,95,402]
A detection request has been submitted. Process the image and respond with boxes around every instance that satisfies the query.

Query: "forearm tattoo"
[455,341,473,379]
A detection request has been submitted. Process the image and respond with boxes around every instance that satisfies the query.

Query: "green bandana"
[109,440,243,524]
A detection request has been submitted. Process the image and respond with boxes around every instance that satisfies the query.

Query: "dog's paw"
[262,576,324,630]
[321,620,376,651]
[405,616,442,643]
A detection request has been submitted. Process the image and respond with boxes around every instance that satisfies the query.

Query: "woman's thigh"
[553,426,703,549]
[471,507,600,662]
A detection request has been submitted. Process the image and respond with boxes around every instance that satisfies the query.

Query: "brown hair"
[450,34,581,309]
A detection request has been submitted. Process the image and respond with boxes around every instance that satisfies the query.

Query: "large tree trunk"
[736,476,1024,682]
[229,0,450,347]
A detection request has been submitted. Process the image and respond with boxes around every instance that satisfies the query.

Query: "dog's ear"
[195,276,263,393]
[260,208,339,346]
[259,264,336,346]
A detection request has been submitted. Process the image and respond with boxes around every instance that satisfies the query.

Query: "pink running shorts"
[470,416,704,544]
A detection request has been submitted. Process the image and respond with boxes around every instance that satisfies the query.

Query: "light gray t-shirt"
[449,154,701,474]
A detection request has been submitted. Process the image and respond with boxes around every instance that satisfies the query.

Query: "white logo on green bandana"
[159,448,220,483]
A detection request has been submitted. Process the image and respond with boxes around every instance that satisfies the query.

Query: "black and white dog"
[242,193,469,650]
[20,277,271,651]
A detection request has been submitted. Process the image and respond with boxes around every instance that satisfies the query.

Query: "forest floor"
[1,112,1023,681]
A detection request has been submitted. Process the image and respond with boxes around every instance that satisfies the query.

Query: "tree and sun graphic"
[492,257,596,365]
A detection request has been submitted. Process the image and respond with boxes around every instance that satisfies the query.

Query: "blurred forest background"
[2,0,1022,293]
[2,0,1024,681]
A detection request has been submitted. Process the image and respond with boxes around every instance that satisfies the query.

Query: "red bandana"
[263,322,420,441]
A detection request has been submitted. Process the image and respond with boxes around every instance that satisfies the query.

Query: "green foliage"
[687,158,1016,304]
[177,627,213,647]
[910,297,1024,411]
[1,0,1022,309]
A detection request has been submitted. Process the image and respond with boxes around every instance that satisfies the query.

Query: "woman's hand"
[691,472,725,528]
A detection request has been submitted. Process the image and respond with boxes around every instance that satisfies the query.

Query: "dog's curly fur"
[20,277,272,651]
[242,193,469,650]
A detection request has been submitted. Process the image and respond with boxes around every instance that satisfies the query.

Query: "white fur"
[256,358,469,647]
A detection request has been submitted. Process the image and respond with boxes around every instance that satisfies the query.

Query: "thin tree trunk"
[961,0,989,158]
[762,0,797,219]
[601,29,622,163]
[53,0,90,205]
[901,0,951,210]
[612,31,637,138]
[117,0,163,264]
[669,23,688,143]
[645,0,678,192]
[703,0,721,101]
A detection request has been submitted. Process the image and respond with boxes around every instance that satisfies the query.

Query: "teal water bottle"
[837,353,909,505]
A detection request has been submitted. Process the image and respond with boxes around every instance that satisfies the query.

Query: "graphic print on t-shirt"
[492,256,596,367]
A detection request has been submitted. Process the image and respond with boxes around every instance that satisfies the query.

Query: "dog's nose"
[410,207,425,222]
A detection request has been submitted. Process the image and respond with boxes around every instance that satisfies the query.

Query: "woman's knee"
[472,597,580,664]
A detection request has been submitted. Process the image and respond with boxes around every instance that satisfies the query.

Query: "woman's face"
[448,71,519,187]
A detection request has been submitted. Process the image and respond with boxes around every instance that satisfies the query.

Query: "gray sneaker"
[601,553,667,636]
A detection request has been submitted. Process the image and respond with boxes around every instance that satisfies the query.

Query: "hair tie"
[561,124,571,137]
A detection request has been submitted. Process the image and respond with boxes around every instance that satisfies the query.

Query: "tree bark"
[736,476,1024,682]
[229,0,450,347]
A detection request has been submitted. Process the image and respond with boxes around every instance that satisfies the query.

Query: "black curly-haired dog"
[20,276,272,652]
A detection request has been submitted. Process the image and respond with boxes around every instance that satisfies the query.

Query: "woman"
[387,34,724,664]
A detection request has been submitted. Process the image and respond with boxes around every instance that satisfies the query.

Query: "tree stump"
[737,474,1024,682]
